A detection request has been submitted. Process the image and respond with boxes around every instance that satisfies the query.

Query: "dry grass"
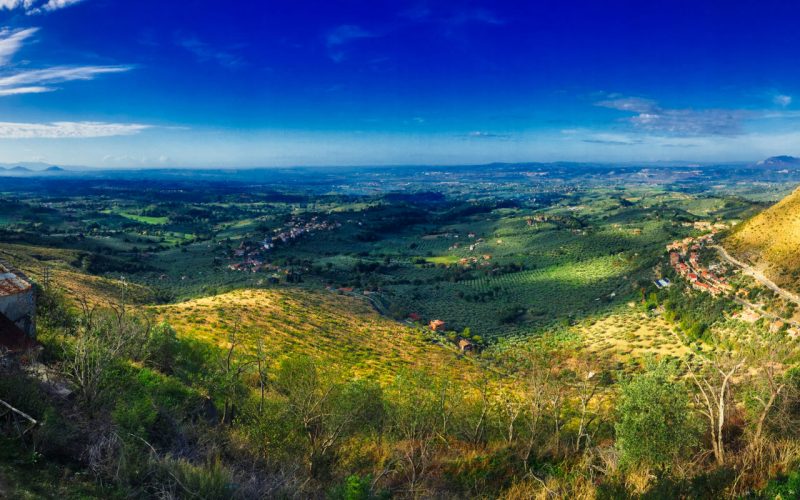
[155,288,487,384]
[576,307,690,369]
[726,186,800,289]
[0,242,142,306]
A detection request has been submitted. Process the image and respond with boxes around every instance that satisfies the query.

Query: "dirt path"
[712,245,800,306]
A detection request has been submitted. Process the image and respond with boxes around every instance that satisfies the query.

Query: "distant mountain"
[0,163,73,176]
[755,155,800,168]
[725,186,800,292]
[0,161,61,172]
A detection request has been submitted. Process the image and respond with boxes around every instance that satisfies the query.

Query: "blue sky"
[1,0,800,167]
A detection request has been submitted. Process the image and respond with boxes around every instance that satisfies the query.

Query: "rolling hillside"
[156,288,487,384]
[0,238,488,383]
[725,185,800,290]
[0,242,147,306]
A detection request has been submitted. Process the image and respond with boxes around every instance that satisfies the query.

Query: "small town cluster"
[665,226,800,337]
[228,216,341,273]
[666,234,732,296]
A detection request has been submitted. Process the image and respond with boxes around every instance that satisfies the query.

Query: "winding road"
[711,244,800,306]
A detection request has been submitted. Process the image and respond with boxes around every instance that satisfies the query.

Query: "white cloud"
[774,94,792,107]
[596,94,747,136]
[0,0,83,14]
[0,1,28,10]
[0,27,38,65]
[595,96,657,113]
[326,25,374,47]
[0,121,150,138]
[0,85,53,95]
[0,25,132,96]
[39,0,83,11]
[466,131,510,138]
[0,65,131,87]
[177,36,243,68]
[325,24,375,62]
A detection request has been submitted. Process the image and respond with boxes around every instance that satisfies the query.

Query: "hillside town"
[228,216,341,273]
[666,231,800,337]
[666,234,732,297]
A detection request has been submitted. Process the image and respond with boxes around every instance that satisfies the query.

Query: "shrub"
[615,363,698,471]
[146,322,179,374]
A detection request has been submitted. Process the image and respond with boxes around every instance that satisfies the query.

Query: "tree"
[386,370,450,497]
[748,334,792,447]
[519,346,560,467]
[686,350,745,466]
[571,358,603,453]
[62,308,152,415]
[615,363,698,471]
[273,355,384,480]
[146,322,178,374]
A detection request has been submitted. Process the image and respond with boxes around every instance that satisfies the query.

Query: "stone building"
[0,259,35,338]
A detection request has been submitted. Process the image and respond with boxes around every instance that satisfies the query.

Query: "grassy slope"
[1,238,485,384]
[725,185,800,289]
[0,242,148,306]
[156,287,487,384]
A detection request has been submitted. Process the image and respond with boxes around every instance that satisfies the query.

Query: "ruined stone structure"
[0,259,35,338]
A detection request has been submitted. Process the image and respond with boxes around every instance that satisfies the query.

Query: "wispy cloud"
[0,121,150,138]
[38,0,83,11]
[399,5,431,21]
[0,24,132,96]
[177,36,244,68]
[596,94,747,136]
[0,0,34,10]
[0,27,37,65]
[582,138,643,146]
[595,96,656,113]
[773,94,792,107]
[401,5,504,26]
[465,131,511,138]
[325,24,376,62]
[0,65,132,87]
[0,0,84,14]
[446,8,505,26]
[0,85,52,95]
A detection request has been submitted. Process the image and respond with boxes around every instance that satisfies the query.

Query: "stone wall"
[0,259,36,337]
[0,288,36,337]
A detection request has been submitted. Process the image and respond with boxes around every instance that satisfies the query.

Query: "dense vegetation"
[4,165,800,498]
[2,281,800,498]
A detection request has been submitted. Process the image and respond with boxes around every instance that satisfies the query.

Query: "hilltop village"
[665,224,800,337]
[667,234,732,296]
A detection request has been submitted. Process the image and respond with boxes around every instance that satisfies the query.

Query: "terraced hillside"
[156,287,486,384]
[725,185,800,291]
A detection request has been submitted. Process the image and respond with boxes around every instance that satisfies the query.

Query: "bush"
[155,457,236,499]
[329,474,387,500]
[146,322,179,374]
[615,363,698,471]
